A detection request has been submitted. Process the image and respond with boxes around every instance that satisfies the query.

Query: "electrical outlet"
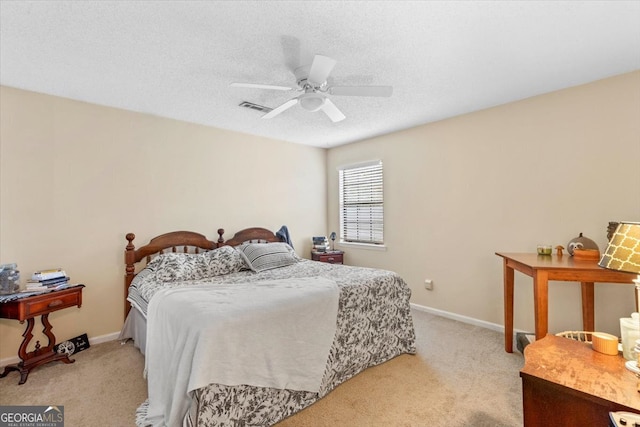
[424,279,433,290]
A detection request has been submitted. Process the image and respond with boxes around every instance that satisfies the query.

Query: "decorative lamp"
[598,221,640,374]
[329,232,337,251]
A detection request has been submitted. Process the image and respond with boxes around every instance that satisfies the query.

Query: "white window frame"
[338,160,384,247]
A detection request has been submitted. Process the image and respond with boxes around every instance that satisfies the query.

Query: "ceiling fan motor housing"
[295,64,327,88]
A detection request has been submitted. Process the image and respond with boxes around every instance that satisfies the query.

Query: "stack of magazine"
[312,236,330,252]
[25,268,70,292]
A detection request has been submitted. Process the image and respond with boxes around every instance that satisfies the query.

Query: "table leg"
[0,314,73,385]
[0,317,35,383]
[533,271,549,340]
[504,260,515,353]
[581,282,595,332]
[18,317,35,361]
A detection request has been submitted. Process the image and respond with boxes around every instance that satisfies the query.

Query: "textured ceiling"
[1,1,639,148]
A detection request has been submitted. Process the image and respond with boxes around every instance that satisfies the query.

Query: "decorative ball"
[567,232,599,256]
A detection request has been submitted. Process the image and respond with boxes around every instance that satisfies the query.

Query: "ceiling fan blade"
[321,99,346,122]
[262,98,299,119]
[307,55,337,85]
[328,85,393,97]
[230,82,295,91]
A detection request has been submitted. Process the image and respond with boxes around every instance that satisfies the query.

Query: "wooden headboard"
[219,227,282,247]
[123,227,283,319]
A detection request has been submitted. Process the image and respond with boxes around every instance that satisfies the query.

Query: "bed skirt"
[119,307,147,356]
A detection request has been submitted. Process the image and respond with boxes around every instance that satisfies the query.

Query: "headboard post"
[217,228,225,247]
[124,233,136,320]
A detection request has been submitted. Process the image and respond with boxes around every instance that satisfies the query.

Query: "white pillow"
[236,242,298,272]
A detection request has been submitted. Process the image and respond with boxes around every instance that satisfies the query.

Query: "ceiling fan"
[231,54,393,122]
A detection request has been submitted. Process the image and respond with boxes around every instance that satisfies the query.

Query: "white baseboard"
[90,331,121,345]
[1,354,20,366]
[0,331,121,367]
[410,302,532,335]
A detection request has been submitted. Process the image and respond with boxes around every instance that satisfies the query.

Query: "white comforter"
[144,277,339,427]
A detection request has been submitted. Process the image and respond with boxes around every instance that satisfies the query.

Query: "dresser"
[520,334,640,426]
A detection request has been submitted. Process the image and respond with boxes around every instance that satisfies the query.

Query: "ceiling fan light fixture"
[298,93,326,112]
[231,54,392,121]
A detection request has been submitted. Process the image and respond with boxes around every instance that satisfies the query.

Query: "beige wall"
[0,86,327,360]
[1,71,638,360]
[328,71,640,337]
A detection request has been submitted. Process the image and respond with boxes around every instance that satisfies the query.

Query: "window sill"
[337,242,387,251]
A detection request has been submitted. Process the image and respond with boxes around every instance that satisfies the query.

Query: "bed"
[120,227,416,427]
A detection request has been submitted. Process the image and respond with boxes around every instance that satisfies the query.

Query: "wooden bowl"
[573,248,601,261]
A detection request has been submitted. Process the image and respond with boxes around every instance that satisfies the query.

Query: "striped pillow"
[236,243,298,272]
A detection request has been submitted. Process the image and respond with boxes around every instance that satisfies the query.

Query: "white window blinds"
[339,161,384,245]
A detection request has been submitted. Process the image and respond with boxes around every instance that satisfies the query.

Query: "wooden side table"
[496,252,636,353]
[0,285,85,384]
[311,250,344,264]
[521,334,640,426]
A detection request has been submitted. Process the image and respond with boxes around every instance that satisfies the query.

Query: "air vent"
[239,101,273,113]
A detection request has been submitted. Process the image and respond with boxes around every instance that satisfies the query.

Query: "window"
[339,160,383,245]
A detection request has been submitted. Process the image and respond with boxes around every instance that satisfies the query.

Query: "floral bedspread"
[132,258,416,427]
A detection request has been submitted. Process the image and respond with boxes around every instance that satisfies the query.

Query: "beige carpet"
[0,333,146,426]
[0,309,524,426]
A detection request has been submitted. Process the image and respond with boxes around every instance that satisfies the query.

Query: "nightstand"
[311,250,344,264]
[0,285,85,384]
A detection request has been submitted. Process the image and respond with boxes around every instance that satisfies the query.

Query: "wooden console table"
[0,285,84,384]
[521,334,640,426]
[496,252,636,353]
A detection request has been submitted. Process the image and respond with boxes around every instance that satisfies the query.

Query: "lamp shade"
[598,221,640,274]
